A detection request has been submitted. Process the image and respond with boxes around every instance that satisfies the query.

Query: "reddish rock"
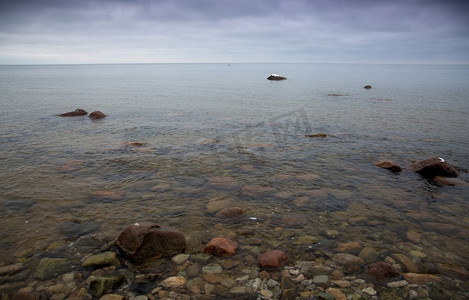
[374,161,403,172]
[366,262,400,280]
[116,223,186,262]
[89,111,106,120]
[411,157,458,178]
[258,250,288,269]
[59,109,87,117]
[364,85,372,89]
[203,236,238,257]
[403,273,441,284]
[215,207,246,219]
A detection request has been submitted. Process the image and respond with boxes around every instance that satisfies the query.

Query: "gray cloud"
[0,0,468,64]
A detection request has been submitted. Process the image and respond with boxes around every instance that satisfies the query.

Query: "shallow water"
[0,63,468,279]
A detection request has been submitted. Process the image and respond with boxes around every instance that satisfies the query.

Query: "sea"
[0,63,468,291]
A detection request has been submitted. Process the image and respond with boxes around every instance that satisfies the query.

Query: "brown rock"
[366,262,400,280]
[59,109,87,117]
[403,273,441,284]
[332,253,365,269]
[89,111,106,120]
[364,85,372,89]
[267,74,287,80]
[392,253,419,273]
[202,273,222,284]
[122,142,145,147]
[336,241,361,252]
[406,230,422,243]
[203,236,238,257]
[434,176,468,186]
[411,157,458,178]
[374,161,403,172]
[215,207,246,219]
[116,223,186,262]
[326,288,347,300]
[0,263,24,276]
[258,250,288,269]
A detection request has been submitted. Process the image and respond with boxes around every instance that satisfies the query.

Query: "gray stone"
[386,280,409,288]
[313,275,329,285]
[171,254,190,265]
[34,258,71,280]
[201,265,222,274]
[190,253,212,264]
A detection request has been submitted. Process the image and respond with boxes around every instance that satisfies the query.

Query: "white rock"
[362,287,377,295]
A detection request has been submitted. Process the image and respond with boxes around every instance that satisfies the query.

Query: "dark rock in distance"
[411,157,458,178]
[215,207,246,219]
[267,74,287,81]
[374,161,403,172]
[89,111,106,119]
[59,109,87,117]
[364,85,372,89]
[305,133,327,138]
[366,262,400,280]
[116,223,186,262]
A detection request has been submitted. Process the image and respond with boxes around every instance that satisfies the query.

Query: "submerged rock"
[82,251,120,268]
[215,207,246,219]
[434,176,468,186]
[258,250,288,269]
[411,157,458,178]
[374,161,403,172]
[59,109,87,117]
[305,133,327,138]
[89,111,106,119]
[89,275,125,298]
[364,85,372,89]
[116,223,186,262]
[203,236,238,257]
[267,74,287,80]
[366,262,400,280]
[34,258,71,280]
[60,220,101,240]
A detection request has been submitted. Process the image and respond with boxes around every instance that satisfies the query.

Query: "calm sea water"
[0,63,468,275]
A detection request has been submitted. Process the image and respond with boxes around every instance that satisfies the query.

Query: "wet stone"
[82,251,120,268]
[160,276,186,288]
[201,265,223,274]
[0,263,24,276]
[386,280,409,288]
[89,275,125,298]
[60,221,101,240]
[34,258,71,280]
[171,253,190,265]
[190,253,212,264]
[359,246,379,263]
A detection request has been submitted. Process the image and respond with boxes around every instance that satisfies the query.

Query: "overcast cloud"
[0,0,468,64]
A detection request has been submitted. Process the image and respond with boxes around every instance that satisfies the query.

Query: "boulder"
[89,111,106,119]
[364,85,372,89]
[411,157,458,178]
[34,258,71,280]
[267,74,287,81]
[258,250,288,269]
[116,223,186,262]
[59,109,87,117]
[374,161,403,173]
[203,236,238,257]
[82,251,120,268]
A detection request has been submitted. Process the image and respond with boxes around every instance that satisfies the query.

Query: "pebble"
[362,286,377,295]
[267,279,279,288]
[387,280,409,288]
[171,254,190,265]
[230,286,246,295]
[201,265,222,274]
[160,276,186,288]
[313,275,329,285]
[260,289,273,298]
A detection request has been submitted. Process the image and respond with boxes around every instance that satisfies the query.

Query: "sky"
[0,0,468,64]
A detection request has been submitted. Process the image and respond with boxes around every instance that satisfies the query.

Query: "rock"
[386,280,408,288]
[422,222,459,234]
[89,111,106,119]
[267,74,287,80]
[403,273,441,284]
[59,109,87,117]
[185,264,200,278]
[434,176,468,186]
[374,161,403,172]
[366,262,400,280]
[11,292,45,300]
[215,207,246,219]
[411,157,458,178]
[208,176,238,188]
[220,259,239,269]
[364,85,372,89]
[201,265,223,274]
[171,253,190,265]
[202,273,222,284]
[362,287,377,295]
[203,236,238,257]
[260,289,273,298]
[313,275,329,285]
[60,220,101,240]
[305,133,327,138]
[160,276,186,288]
[336,241,361,252]
[258,250,288,269]
[0,263,24,276]
[331,253,365,269]
[359,247,379,263]
[437,263,469,280]
[241,185,275,197]
[331,280,351,288]
[230,286,246,295]
[391,253,419,273]
[406,230,422,243]
[89,276,125,298]
[59,160,85,171]
[116,223,186,262]
[82,251,120,268]
[327,93,346,97]
[99,295,127,300]
[121,141,146,147]
[34,258,71,280]
[326,288,347,300]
